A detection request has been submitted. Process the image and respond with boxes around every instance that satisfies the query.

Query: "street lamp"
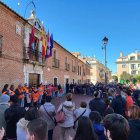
[102,37,108,84]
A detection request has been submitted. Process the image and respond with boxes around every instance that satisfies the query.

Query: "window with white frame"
[131,64,136,70]
[131,71,136,75]
[130,56,135,60]
[122,64,126,68]
[53,77,58,86]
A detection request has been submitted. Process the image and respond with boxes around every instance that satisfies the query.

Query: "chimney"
[120,51,123,58]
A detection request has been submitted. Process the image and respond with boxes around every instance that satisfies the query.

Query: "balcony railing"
[72,66,76,72]
[83,72,86,76]
[52,59,60,68]
[131,67,136,70]
[65,63,70,71]
[23,47,45,65]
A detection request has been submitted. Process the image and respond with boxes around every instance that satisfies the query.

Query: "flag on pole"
[29,26,35,50]
[46,31,51,58]
[29,26,35,57]
[50,34,53,56]
[41,28,47,58]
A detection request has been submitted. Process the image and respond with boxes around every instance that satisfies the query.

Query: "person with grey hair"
[0,93,10,129]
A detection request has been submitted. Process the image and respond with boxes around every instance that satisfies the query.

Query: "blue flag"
[50,34,53,56]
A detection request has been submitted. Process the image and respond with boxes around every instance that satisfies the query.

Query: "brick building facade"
[0,1,90,90]
[0,2,25,89]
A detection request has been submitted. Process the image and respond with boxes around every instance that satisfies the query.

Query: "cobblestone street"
[53,94,92,139]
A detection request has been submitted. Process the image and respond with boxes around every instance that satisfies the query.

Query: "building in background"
[0,1,90,90]
[87,57,112,84]
[116,50,140,80]
[72,53,112,84]
[72,52,90,84]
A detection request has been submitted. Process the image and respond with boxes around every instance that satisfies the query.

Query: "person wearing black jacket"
[2,84,9,95]
[111,89,126,116]
[89,91,106,117]
[65,81,69,94]
[5,95,26,140]
[128,105,140,140]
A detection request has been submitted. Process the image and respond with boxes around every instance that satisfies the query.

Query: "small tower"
[28,10,36,25]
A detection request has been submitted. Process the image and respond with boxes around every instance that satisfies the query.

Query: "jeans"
[48,129,53,140]
[59,127,73,140]
[18,99,24,107]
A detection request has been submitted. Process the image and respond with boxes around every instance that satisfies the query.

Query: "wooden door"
[29,73,40,87]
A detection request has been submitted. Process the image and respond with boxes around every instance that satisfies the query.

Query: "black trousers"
[48,129,53,140]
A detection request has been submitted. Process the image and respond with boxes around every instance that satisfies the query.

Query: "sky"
[2,0,140,73]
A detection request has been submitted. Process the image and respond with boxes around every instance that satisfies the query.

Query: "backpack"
[56,105,65,123]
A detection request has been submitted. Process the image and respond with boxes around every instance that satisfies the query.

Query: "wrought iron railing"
[83,71,86,76]
[23,47,45,65]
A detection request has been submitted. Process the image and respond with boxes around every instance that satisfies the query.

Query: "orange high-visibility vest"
[38,85,44,95]
[31,92,40,102]
[9,90,15,96]
[23,86,29,94]
[17,88,23,99]
[2,91,7,94]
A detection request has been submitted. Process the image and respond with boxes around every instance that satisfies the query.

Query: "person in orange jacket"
[38,83,44,106]
[2,84,9,95]
[15,84,24,107]
[23,83,30,107]
[31,87,40,107]
[9,85,15,96]
[23,83,29,94]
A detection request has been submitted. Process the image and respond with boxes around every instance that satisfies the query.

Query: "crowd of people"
[0,82,140,140]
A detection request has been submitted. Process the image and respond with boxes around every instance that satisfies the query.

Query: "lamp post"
[102,37,108,84]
